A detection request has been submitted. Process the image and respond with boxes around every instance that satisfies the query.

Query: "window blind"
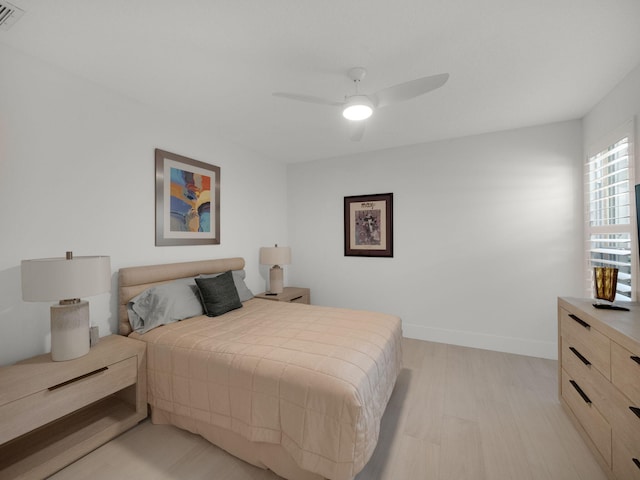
[586,136,632,301]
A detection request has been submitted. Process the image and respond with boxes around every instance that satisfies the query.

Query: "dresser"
[558,297,640,479]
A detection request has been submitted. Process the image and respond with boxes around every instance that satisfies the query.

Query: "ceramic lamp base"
[50,301,90,361]
[269,265,284,294]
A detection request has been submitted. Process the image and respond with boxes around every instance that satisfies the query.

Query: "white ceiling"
[2,0,640,163]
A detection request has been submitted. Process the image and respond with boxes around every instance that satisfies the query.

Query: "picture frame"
[344,193,393,257]
[155,148,220,246]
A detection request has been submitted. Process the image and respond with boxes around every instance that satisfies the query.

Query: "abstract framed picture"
[155,149,220,246]
[344,193,393,257]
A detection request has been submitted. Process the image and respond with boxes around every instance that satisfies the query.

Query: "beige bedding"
[130,297,402,480]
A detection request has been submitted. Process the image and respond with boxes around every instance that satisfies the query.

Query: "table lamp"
[21,251,111,361]
[259,244,291,294]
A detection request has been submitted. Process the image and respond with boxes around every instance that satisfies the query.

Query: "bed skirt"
[151,407,330,480]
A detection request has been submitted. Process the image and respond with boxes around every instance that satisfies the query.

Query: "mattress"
[130,297,402,480]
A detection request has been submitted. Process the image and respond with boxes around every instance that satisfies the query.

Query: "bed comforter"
[130,298,402,480]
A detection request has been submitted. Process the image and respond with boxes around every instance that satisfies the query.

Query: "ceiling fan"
[273,67,449,141]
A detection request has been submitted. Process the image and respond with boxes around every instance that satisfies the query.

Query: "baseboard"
[402,322,557,360]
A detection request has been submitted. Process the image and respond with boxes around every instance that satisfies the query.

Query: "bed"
[118,257,402,480]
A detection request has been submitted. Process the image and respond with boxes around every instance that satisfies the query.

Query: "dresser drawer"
[561,369,611,465]
[561,339,613,420]
[610,383,640,479]
[613,437,640,480]
[610,385,640,446]
[560,308,611,379]
[0,355,137,444]
[612,341,640,406]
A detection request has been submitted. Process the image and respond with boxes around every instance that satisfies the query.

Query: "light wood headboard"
[117,257,245,335]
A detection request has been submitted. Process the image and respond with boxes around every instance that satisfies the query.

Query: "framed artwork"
[155,149,220,246]
[344,193,393,257]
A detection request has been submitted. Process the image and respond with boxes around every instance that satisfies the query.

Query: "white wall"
[583,63,640,155]
[287,121,584,359]
[0,44,288,365]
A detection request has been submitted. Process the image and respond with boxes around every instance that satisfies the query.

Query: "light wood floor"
[52,338,607,480]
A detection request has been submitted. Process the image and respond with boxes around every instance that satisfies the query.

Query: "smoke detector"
[0,2,24,31]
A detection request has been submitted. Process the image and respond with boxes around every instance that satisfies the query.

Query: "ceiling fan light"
[342,96,373,121]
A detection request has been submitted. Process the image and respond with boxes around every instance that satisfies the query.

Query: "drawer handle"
[570,380,592,405]
[568,314,590,330]
[630,406,640,420]
[290,296,303,301]
[569,347,591,366]
[631,356,640,366]
[634,458,640,470]
[48,366,109,391]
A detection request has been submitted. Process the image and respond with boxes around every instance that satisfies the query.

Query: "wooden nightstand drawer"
[561,369,611,465]
[560,308,611,379]
[612,341,640,406]
[290,293,310,304]
[0,355,137,444]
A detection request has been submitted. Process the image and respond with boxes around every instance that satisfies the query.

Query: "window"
[585,126,635,301]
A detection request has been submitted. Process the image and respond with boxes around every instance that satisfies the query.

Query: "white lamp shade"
[21,256,111,301]
[259,246,291,266]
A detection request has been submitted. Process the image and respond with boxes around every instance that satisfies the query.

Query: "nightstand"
[0,335,147,480]
[255,287,310,304]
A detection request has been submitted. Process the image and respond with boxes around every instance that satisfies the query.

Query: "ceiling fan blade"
[350,121,366,142]
[272,92,342,107]
[372,73,449,108]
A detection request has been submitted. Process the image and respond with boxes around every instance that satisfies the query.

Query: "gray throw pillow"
[195,271,243,317]
[127,277,204,334]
